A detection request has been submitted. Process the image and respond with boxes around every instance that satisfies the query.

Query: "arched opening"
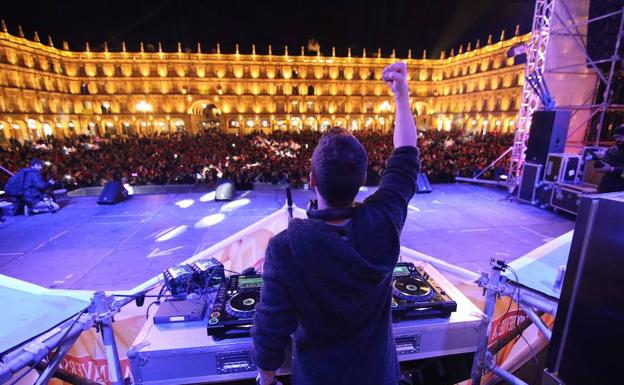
[275,117,287,131]
[103,120,116,136]
[42,122,54,137]
[154,120,168,133]
[304,117,318,131]
[320,119,331,132]
[290,117,302,132]
[26,118,41,140]
[67,121,78,136]
[0,122,7,144]
[173,119,186,132]
[121,121,135,136]
[200,103,222,130]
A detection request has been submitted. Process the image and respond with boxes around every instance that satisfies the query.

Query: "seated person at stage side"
[596,125,624,193]
[7,159,59,214]
[251,62,420,385]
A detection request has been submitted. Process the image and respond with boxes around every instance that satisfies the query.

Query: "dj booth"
[128,262,484,385]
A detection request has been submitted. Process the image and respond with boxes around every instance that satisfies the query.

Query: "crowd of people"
[0,129,514,191]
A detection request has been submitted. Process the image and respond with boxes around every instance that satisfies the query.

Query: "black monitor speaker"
[215,181,236,201]
[416,173,432,194]
[525,110,571,165]
[544,192,624,385]
[97,181,130,205]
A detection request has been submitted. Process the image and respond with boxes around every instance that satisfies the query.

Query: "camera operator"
[6,159,60,215]
[595,125,624,193]
[251,62,420,385]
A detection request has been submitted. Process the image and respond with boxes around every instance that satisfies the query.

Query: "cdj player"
[206,262,457,339]
[207,274,263,339]
[391,262,457,320]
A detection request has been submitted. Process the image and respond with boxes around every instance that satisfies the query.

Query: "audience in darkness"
[0,129,513,190]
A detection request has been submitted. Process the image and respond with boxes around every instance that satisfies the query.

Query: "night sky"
[2,0,534,57]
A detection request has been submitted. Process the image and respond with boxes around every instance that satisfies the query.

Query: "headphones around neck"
[306,199,356,221]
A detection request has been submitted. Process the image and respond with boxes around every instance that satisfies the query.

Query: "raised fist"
[382,61,409,99]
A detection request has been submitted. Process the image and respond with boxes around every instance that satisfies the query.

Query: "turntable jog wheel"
[225,291,260,318]
[392,276,434,302]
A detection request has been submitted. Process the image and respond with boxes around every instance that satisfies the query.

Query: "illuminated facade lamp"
[136,100,153,113]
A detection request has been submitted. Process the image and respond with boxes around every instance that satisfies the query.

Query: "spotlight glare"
[200,191,217,202]
[175,199,195,208]
[156,225,188,242]
[194,213,226,228]
[123,183,134,195]
[220,198,251,212]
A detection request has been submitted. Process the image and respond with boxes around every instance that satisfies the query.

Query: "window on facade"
[101,102,112,114]
[307,85,315,96]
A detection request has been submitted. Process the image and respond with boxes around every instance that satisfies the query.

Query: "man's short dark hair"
[311,127,368,207]
[30,159,44,168]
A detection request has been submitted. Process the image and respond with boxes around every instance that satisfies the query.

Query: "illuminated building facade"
[0,21,529,142]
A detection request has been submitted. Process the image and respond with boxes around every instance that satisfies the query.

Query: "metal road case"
[129,263,484,385]
[544,153,581,184]
[518,163,543,204]
[550,182,597,215]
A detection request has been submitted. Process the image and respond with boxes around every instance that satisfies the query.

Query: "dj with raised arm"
[251,61,420,385]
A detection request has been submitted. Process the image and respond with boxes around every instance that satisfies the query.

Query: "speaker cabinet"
[545,192,624,385]
[525,110,571,165]
[215,181,236,201]
[518,162,542,203]
[97,181,130,205]
[416,173,432,194]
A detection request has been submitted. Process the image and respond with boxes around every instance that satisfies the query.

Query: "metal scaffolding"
[546,4,624,147]
[508,0,556,186]
[456,0,556,189]
[459,1,624,190]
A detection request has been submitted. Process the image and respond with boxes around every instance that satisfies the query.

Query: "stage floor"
[0,184,575,291]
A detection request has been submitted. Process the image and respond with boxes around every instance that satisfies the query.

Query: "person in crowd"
[251,62,420,385]
[596,124,624,193]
